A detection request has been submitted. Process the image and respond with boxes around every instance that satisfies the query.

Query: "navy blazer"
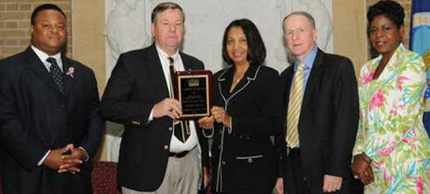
[211,64,283,193]
[276,49,359,194]
[0,47,104,194]
[100,44,209,191]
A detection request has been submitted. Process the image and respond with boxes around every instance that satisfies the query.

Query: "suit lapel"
[281,67,295,138]
[181,53,196,71]
[217,67,234,100]
[62,56,75,97]
[24,47,64,99]
[147,44,170,100]
[217,65,260,102]
[231,65,259,94]
[283,68,295,105]
[301,49,324,111]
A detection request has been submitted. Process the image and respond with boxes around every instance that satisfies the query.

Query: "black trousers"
[283,148,364,194]
[284,148,312,194]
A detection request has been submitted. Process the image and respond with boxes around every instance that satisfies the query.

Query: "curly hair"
[367,0,405,28]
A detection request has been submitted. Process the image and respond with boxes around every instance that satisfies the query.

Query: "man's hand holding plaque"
[153,98,182,119]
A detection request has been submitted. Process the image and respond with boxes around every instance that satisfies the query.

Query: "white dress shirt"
[31,45,63,72]
[31,45,89,165]
[147,45,199,153]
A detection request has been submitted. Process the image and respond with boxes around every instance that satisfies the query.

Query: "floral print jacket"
[353,43,430,167]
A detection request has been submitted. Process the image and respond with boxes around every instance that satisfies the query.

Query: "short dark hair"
[367,0,404,28]
[31,4,66,26]
[151,2,184,24]
[222,19,266,66]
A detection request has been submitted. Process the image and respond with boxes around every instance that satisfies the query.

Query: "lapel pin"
[66,67,75,78]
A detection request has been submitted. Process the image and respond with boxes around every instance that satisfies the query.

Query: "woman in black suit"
[198,19,283,194]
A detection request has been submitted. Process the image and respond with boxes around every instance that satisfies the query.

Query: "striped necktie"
[168,57,190,143]
[286,62,305,148]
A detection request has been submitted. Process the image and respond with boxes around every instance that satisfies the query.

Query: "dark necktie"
[46,57,64,94]
[168,57,190,143]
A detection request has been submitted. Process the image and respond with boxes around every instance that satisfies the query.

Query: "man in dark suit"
[99,2,209,194]
[0,4,104,194]
[275,11,359,194]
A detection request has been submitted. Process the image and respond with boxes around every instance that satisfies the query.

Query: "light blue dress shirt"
[292,45,318,96]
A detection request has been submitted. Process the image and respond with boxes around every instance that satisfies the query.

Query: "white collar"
[31,45,62,63]
[155,44,180,62]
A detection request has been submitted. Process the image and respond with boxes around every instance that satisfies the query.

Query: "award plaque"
[172,70,213,120]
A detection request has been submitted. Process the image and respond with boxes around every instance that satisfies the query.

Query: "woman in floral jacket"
[351,1,430,193]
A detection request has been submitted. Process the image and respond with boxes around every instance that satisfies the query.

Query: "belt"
[169,151,189,158]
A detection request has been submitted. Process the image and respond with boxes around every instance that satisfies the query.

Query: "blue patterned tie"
[46,57,64,94]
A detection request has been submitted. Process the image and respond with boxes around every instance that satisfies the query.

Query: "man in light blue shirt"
[276,11,360,194]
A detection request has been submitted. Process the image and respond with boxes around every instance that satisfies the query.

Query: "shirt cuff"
[78,147,90,162]
[147,107,154,124]
[202,126,215,138]
[227,116,233,134]
[38,150,51,166]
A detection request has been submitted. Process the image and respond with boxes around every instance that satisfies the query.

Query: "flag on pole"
[410,0,430,135]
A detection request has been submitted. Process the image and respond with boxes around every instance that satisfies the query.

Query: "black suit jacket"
[276,49,359,194]
[0,47,104,194]
[211,65,283,193]
[99,44,209,191]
